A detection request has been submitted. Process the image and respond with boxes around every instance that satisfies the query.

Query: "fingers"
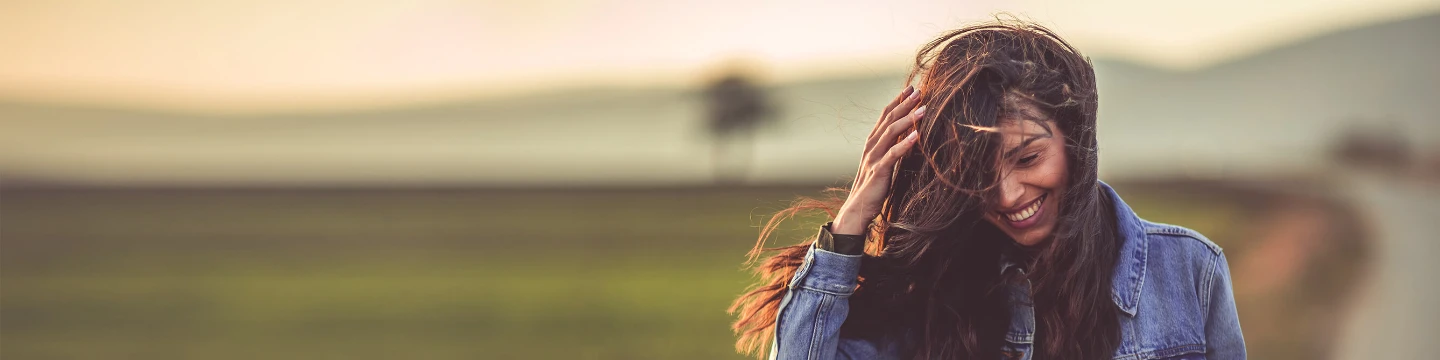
[866,105,925,165]
[868,87,922,147]
[873,130,921,178]
[854,86,921,192]
[887,130,921,162]
[880,86,914,120]
[884,88,924,125]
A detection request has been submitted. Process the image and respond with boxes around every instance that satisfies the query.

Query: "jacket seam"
[808,294,832,360]
[773,247,814,360]
[1142,222,1222,255]
[1200,250,1220,329]
[771,279,798,360]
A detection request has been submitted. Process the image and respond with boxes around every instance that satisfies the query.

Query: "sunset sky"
[2,0,1437,113]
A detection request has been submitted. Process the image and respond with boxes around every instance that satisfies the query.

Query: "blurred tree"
[704,70,775,184]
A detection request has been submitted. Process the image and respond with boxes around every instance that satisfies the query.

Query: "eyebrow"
[1001,120,1055,159]
[1003,135,1047,159]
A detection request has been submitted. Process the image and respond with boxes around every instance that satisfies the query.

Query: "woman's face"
[981,105,1069,246]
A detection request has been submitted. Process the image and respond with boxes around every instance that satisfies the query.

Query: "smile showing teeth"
[1003,194,1046,222]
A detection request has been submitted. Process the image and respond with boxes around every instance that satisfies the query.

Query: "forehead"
[996,114,1054,145]
[996,94,1054,136]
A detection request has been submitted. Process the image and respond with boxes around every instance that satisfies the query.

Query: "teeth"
[1004,195,1044,222]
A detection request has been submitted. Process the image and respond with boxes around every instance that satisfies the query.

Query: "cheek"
[1041,153,1068,188]
[1020,153,1069,189]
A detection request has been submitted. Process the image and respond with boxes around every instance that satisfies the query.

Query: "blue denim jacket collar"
[1102,180,1146,316]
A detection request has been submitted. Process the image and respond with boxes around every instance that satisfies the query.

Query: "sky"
[2,0,1438,113]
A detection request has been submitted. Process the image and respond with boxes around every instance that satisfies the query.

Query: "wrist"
[831,210,871,236]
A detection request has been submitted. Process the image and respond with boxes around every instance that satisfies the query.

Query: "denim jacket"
[769,182,1246,359]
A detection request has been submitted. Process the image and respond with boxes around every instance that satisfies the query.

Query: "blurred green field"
[0,184,1248,359]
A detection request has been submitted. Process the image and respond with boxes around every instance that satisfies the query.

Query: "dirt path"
[1333,172,1440,359]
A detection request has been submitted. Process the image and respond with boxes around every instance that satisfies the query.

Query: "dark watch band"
[817,221,866,255]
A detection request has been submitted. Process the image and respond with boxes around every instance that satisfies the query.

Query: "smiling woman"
[981,98,1069,246]
[730,19,1246,360]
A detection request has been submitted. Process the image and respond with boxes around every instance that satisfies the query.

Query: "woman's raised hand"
[831,86,925,235]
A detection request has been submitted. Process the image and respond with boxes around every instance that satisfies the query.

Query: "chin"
[1009,226,1054,246]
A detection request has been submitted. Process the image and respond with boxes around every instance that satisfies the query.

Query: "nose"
[996,173,1024,211]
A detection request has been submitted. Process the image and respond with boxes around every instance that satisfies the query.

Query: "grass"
[0,184,1249,359]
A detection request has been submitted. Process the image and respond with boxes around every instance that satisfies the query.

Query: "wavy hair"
[729,19,1122,359]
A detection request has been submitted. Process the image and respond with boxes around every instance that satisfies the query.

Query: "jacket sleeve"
[1204,251,1247,359]
[769,239,895,360]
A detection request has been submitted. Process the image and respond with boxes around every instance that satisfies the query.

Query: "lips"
[999,193,1047,223]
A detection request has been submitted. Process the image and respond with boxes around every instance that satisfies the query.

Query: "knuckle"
[886,147,907,159]
[882,152,898,162]
[888,119,907,133]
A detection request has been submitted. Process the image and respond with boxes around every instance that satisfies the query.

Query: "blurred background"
[2,0,1438,359]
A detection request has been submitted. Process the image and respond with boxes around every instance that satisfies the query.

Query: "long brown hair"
[729,19,1122,359]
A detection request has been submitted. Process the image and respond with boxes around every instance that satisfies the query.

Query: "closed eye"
[1017,153,1039,166]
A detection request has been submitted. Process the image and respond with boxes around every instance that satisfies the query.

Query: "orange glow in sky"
[1,0,1436,113]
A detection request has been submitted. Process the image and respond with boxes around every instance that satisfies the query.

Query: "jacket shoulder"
[1118,221,1227,357]
[1134,220,1226,307]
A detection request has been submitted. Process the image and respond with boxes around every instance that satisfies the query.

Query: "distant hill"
[1,13,1436,187]
[1092,12,1440,177]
